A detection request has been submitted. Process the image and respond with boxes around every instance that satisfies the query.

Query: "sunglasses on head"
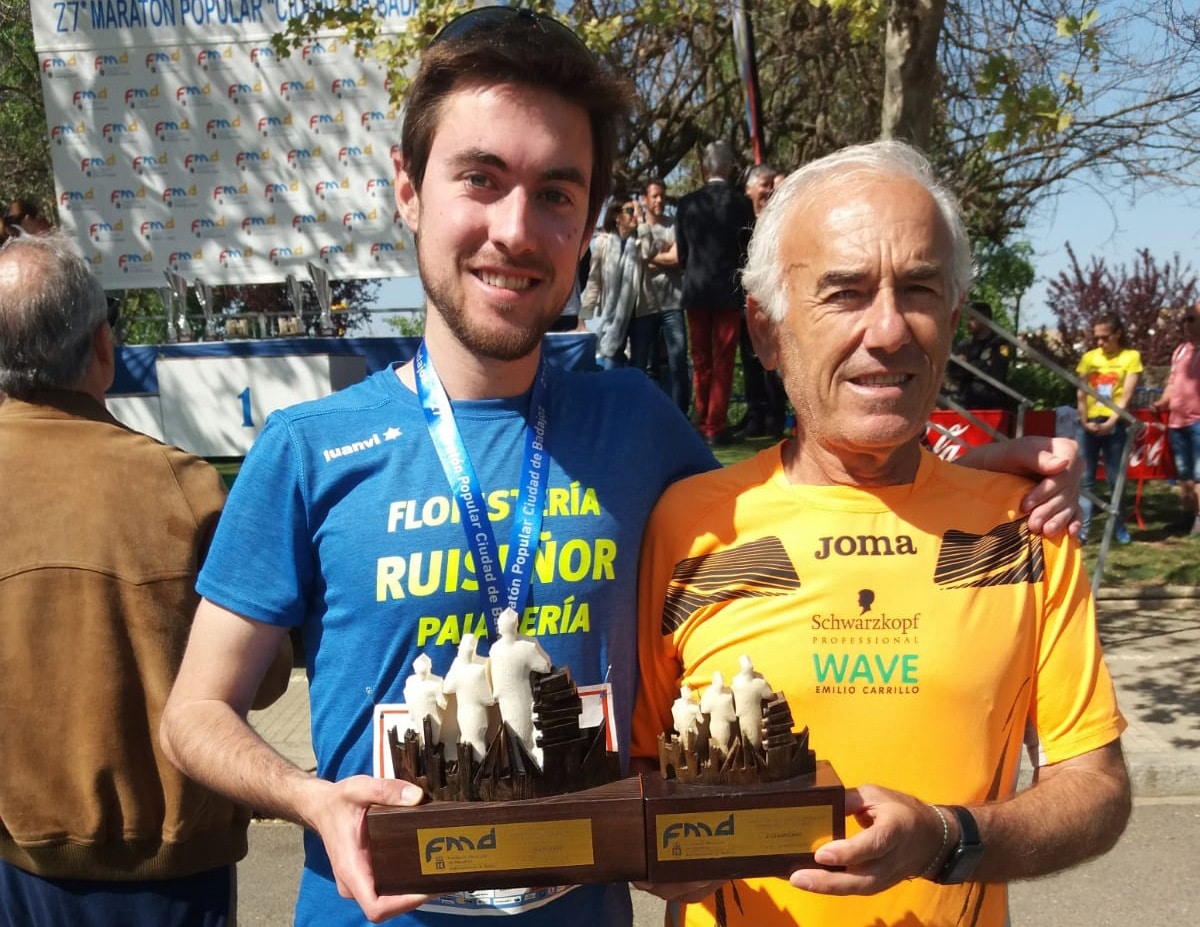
[429,5,592,58]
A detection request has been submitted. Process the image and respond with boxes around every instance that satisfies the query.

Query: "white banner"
[32,1,420,288]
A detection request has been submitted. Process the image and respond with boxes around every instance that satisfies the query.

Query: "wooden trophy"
[642,659,845,882]
[366,644,844,893]
[366,627,644,894]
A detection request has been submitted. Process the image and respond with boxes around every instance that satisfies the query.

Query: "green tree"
[385,310,426,337]
[227,279,381,336]
[270,1,1200,247]
[111,288,171,345]
[970,239,1036,331]
[7,0,1200,344]
[940,2,1200,241]
[0,0,54,216]
[110,279,381,344]
[1042,244,1197,368]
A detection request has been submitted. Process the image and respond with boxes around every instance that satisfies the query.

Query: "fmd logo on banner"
[33,1,419,289]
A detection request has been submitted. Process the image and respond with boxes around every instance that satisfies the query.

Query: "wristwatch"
[934,805,983,884]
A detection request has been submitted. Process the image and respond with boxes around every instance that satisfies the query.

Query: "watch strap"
[934,805,983,885]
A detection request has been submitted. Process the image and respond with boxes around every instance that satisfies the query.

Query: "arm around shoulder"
[956,435,1083,537]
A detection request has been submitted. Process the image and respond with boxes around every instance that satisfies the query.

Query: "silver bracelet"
[919,804,950,880]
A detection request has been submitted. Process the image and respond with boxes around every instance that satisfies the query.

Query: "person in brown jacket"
[0,232,289,926]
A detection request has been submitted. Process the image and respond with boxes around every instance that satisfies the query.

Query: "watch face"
[939,843,984,884]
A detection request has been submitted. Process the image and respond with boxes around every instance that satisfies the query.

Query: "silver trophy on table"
[307,261,333,336]
[161,270,192,343]
[193,278,217,341]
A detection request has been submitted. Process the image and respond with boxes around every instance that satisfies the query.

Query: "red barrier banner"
[924,410,1011,462]
[1124,410,1176,481]
[927,409,1177,480]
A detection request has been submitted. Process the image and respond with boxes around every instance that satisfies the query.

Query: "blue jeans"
[1167,420,1200,482]
[0,859,233,927]
[629,308,690,415]
[1078,420,1128,535]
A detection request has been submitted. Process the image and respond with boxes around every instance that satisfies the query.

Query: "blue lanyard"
[413,342,550,625]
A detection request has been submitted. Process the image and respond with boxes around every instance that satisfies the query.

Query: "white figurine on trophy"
[700,671,737,752]
[488,607,552,757]
[403,653,448,747]
[732,654,774,749]
[670,684,702,752]
[442,633,494,762]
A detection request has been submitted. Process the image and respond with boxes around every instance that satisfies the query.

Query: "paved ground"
[1089,601,1200,795]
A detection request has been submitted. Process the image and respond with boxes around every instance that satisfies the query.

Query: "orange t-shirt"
[633,446,1125,927]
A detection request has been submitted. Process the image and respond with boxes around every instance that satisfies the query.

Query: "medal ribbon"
[414,341,550,625]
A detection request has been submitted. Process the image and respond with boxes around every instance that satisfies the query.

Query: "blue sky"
[1019,182,1200,332]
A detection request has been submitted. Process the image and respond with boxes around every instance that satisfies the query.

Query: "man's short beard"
[423,274,555,362]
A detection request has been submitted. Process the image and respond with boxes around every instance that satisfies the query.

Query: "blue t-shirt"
[198,363,716,927]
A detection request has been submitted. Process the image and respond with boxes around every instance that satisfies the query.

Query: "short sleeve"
[196,413,315,627]
[1027,535,1126,766]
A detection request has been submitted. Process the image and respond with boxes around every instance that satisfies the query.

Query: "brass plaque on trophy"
[641,657,845,882]
[367,777,646,893]
[642,762,844,882]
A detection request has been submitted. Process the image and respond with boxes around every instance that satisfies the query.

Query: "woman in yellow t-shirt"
[1075,313,1143,543]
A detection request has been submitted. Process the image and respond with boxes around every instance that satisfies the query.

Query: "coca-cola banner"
[925,408,1177,480]
[31,1,419,287]
[924,410,1014,463]
[1125,410,1176,481]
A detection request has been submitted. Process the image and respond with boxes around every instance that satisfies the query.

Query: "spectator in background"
[628,179,689,414]
[736,163,787,438]
[3,199,52,238]
[948,300,1013,412]
[0,232,291,926]
[676,141,755,445]
[581,195,641,369]
[744,163,775,215]
[1152,305,1200,534]
[1076,313,1143,543]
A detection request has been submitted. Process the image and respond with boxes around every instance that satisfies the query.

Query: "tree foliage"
[940,1,1200,242]
[0,0,55,217]
[271,1,1200,249]
[228,278,381,334]
[969,238,1036,330]
[1039,243,1197,369]
[5,0,1200,346]
[270,0,884,190]
[110,278,381,343]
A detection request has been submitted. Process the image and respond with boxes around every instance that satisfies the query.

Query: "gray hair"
[0,233,108,399]
[742,140,973,323]
[744,163,776,187]
[700,140,736,181]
